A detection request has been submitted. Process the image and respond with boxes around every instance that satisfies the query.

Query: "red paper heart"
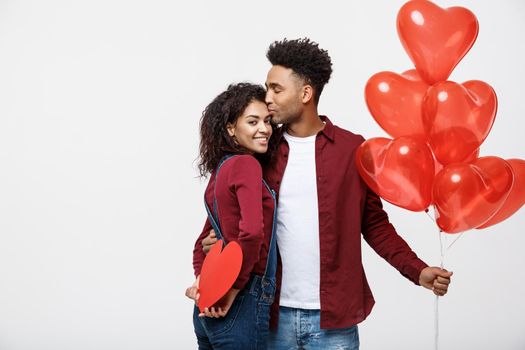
[433,157,513,233]
[397,0,478,84]
[356,136,435,212]
[423,80,497,165]
[478,159,525,229]
[365,69,429,139]
[198,241,243,312]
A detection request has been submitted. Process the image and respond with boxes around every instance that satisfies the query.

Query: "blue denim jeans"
[193,275,275,350]
[267,306,360,350]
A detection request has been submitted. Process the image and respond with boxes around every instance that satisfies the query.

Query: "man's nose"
[265,92,273,105]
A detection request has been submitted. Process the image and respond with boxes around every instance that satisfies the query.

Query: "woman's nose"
[258,123,269,133]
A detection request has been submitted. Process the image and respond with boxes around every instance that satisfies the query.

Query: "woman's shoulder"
[223,154,263,179]
[228,154,261,168]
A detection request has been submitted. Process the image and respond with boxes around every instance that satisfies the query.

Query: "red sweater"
[193,155,275,290]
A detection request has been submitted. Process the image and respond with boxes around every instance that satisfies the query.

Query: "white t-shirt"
[276,131,320,309]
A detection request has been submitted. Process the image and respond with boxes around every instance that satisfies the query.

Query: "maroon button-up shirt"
[265,116,428,329]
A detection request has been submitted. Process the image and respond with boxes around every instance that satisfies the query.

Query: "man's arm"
[361,187,452,296]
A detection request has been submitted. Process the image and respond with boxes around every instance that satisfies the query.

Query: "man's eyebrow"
[267,82,282,88]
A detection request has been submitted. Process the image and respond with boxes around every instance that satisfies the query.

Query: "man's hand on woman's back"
[202,229,218,254]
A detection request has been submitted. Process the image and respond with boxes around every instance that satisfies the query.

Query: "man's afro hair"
[266,38,332,103]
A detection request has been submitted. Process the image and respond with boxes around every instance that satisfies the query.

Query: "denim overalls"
[193,155,277,350]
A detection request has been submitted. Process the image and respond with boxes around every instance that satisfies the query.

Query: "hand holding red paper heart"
[197,241,243,313]
[199,288,240,318]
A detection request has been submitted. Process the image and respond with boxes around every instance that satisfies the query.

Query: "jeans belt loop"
[249,275,259,296]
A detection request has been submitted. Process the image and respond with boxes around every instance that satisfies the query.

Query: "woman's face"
[227,100,272,154]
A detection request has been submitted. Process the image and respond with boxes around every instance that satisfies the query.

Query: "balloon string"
[425,206,443,350]
[435,291,439,350]
[434,221,464,350]
[446,232,464,251]
[435,226,443,350]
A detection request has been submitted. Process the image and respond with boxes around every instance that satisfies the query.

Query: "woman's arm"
[227,155,266,290]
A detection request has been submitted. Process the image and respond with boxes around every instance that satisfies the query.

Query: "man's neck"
[285,110,325,138]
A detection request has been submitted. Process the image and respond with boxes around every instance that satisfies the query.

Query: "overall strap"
[261,179,278,282]
[203,154,236,244]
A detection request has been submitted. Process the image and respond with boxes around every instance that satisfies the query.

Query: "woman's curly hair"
[267,38,332,104]
[198,83,279,177]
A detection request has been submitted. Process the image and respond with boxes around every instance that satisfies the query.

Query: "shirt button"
[318,176,322,181]
[283,153,288,158]
[276,180,280,185]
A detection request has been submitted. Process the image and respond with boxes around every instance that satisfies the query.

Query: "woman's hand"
[199,288,240,318]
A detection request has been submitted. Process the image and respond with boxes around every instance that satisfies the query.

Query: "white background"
[1,1,524,349]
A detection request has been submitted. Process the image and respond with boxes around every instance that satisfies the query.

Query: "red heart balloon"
[478,159,525,229]
[423,80,497,165]
[356,136,435,211]
[198,241,243,312]
[433,157,513,233]
[434,148,479,176]
[397,0,479,84]
[365,69,429,138]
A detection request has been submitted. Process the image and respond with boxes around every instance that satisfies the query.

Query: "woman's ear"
[226,122,235,137]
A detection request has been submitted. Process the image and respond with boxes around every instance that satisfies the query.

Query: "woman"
[186,83,278,349]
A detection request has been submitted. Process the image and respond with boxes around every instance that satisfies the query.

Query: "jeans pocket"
[201,294,246,337]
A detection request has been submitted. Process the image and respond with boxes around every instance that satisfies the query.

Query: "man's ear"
[226,122,235,137]
[302,85,314,104]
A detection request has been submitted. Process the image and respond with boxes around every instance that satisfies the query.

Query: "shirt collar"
[277,115,335,143]
[319,115,335,142]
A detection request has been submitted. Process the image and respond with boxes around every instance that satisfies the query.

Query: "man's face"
[265,65,304,125]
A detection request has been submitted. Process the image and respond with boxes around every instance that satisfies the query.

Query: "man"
[199,38,452,349]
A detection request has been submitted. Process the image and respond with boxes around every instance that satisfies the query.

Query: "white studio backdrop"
[0,0,524,349]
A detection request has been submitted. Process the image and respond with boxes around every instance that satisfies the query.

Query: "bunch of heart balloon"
[356,0,525,234]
